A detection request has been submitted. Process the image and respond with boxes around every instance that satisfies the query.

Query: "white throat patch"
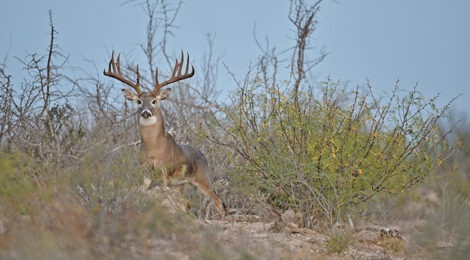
[139,116,157,126]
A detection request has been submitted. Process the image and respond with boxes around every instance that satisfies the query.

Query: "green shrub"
[0,152,39,215]
[209,77,452,228]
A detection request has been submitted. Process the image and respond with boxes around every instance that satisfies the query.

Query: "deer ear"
[122,89,138,101]
[157,88,171,100]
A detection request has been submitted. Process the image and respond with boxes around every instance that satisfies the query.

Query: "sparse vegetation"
[326,231,351,254]
[380,236,404,254]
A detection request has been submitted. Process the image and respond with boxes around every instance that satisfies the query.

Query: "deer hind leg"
[167,166,191,192]
[192,171,226,218]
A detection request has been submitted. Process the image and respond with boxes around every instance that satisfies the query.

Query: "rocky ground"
[202,217,407,259]
[144,188,412,260]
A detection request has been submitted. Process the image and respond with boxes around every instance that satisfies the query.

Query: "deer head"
[104,50,194,125]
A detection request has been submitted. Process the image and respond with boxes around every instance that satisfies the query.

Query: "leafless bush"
[0,11,85,163]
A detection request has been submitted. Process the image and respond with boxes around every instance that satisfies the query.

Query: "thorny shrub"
[207,75,454,228]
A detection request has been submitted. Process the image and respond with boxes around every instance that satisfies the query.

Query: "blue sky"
[1,0,469,119]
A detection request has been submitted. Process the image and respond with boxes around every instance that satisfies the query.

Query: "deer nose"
[141,111,151,118]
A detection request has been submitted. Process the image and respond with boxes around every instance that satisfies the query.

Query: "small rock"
[286,222,299,230]
[380,227,400,238]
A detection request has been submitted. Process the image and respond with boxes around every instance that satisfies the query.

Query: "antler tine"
[107,50,115,73]
[170,58,180,79]
[103,50,142,95]
[151,50,195,96]
[185,52,190,74]
[177,50,184,76]
[116,53,122,75]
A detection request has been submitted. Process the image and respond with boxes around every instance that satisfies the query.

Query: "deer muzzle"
[141,110,152,119]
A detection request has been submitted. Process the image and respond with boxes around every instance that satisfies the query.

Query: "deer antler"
[104,51,142,96]
[151,50,195,96]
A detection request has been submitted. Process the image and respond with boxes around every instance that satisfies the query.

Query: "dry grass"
[0,150,225,259]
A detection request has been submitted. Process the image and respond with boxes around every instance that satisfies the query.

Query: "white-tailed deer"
[104,51,226,217]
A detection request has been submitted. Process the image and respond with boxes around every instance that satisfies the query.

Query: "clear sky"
[1,0,469,119]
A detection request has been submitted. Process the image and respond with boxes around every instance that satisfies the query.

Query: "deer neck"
[138,109,166,145]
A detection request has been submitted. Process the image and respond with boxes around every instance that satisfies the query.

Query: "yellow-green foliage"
[215,78,451,227]
[0,153,37,214]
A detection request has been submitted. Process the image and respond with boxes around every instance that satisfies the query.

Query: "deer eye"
[152,100,157,105]
[137,99,142,105]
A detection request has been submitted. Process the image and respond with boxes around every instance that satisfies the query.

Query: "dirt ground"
[200,218,407,259]
[152,189,412,260]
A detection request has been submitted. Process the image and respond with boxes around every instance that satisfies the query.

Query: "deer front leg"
[140,165,153,191]
[162,168,171,188]
[142,175,152,190]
